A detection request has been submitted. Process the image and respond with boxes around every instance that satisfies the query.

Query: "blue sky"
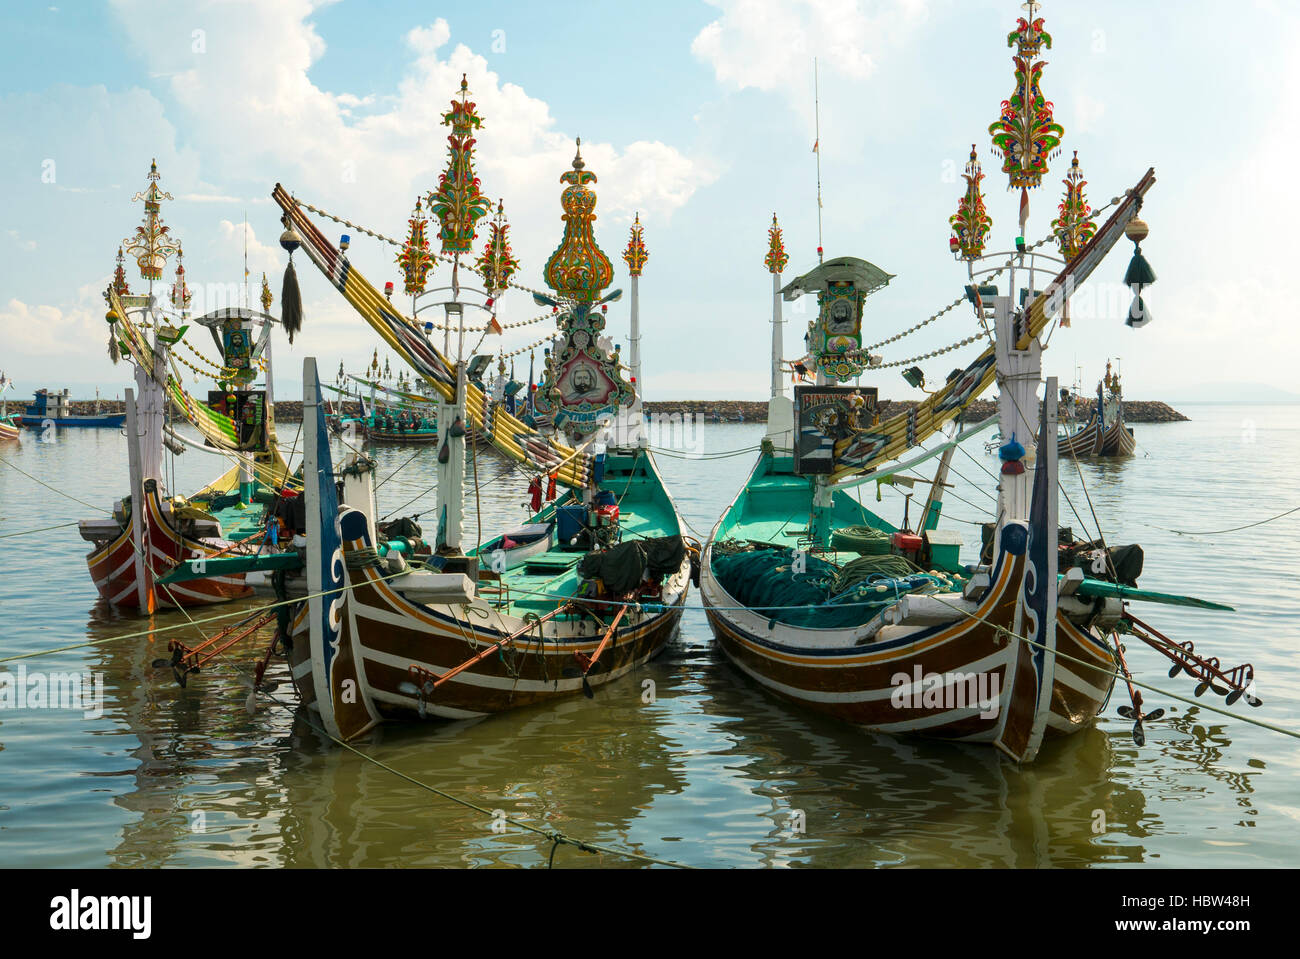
[3,0,1297,403]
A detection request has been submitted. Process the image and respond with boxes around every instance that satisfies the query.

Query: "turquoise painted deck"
[714,451,898,563]
[470,449,683,619]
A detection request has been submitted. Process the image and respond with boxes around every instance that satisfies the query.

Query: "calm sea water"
[1,404,1297,868]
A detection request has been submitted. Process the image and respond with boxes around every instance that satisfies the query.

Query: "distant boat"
[0,375,18,441]
[20,388,125,429]
[1058,361,1136,458]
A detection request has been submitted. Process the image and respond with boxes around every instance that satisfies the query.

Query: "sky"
[2,0,1298,404]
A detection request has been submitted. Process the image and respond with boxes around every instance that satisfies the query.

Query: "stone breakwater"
[640,398,1189,424]
[65,397,1189,424]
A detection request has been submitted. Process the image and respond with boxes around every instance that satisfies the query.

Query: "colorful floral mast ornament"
[426,75,493,256]
[763,213,788,274]
[988,1,1064,233]
[474,200,520,298]
[949,146,993,260]
[1051,150,1097,260]
[112,247,131,297]
[623,212,649,277]
[543,139,614,302]
[397,198,435,295]
[123,158,182,281]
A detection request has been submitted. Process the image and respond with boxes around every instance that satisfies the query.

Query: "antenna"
[813,58,824,264]
[243,211,249,309]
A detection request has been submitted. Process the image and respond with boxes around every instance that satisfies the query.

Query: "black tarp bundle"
[579,535,686,594]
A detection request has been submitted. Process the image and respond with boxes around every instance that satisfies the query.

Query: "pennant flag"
[811,139,819,153]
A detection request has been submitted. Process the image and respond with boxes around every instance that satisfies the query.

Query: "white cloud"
[1,297,102,354]
[691,0,929,95]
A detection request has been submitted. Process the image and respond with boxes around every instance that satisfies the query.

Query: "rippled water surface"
[1,405,1297,868]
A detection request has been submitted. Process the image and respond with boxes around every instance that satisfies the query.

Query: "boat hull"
[289,509,689,738]
[82,481,253,609]
[20,414,125,428]
[702,545,1115,751]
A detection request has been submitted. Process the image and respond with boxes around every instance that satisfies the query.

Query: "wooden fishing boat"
[701,5,1245,761]
[288,358,688,737]
[79,161,308,611]
[274,85,690,738]
[0,376,18,442]
[1058,361,1135,458]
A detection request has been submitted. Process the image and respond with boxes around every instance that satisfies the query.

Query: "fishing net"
[710,543,965,630]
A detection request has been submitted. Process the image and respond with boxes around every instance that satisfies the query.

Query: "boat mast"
[764,215,793,445]
[122,158,181,493]
[427,75,493,553]
[622,213,648,445]
[813,58,824,266]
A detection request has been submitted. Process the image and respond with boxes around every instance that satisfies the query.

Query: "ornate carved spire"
[764,213,789,274]
[397,197,435,294]
[949,146,993,259]
[123,158,181,280]
[623,212,648,277]
[474,199,520,297]
[988,1,1063,192]
[260,272,273,313]
[426,75,492,255]
[1051,150,1097,260]
[112,246,131,297]
[169,245,192,312]
[543,139,614,302]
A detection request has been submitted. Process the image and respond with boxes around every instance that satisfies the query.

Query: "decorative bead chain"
[298,200,563,303]
[421,311,553,333]
[868,334,984,370]
[858,193,1123,353]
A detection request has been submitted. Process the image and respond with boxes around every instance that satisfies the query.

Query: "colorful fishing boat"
[78,160,306,611]
[1058,361,1135,458]
[0,374,19,442]
[700,4,1250,762]
[273,81,691,739]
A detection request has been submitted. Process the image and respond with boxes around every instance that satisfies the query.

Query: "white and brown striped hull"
[702,541,1116,757]
[83,482,252,610]
[1097,417,1136,457]
[289,522,689,738]
[1058,417,1102,458]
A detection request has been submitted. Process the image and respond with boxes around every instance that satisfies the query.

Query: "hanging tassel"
[1126,294,1152,329]
[279,218,304,344]
[108,329,120,365]
[281,258,302,344]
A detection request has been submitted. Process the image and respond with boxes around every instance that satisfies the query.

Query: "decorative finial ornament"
[949,146,993,259]
[623,212,648,277]
[112,247,131,297]
[426,75,493,255]
[397,197,435,295]
[259,272,273,314]
[989,1,1063,232]
[474,199,520,298]
[543,138,614,302]
[1051,149,1097,274]
[170,245,192,312]
[764,213,789,274]
[123,158,181,280]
